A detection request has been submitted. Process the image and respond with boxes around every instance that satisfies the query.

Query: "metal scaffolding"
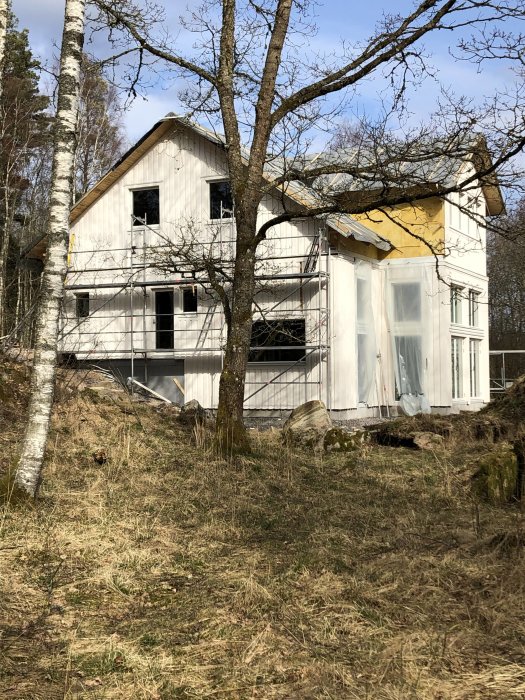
[62,215,332,409]
[489,349,525,393]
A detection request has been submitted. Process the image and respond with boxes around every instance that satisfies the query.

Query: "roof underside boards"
[325,215,391,251]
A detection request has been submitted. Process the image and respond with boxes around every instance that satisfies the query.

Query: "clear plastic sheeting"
[386,265,431,415]
[356,261,377,404]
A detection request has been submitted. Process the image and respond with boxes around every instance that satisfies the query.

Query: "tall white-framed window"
[451,336,463,399]
[465,194,480,238]
[469,339,480,397]
[468,290,480,327]
[450,285,463,324]
[356,268,376,404]
[392,281,424,398]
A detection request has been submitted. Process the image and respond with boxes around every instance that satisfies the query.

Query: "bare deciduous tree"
[91,0,525,451]
[488,201,525,349]
[74,53,126,200]
[15,0,86,498]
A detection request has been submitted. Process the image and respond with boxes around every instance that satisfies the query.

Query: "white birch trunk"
[0,0,8,105]
[0,0,9,334]
[15,0,86,497]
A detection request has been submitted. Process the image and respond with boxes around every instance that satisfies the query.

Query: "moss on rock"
[471,443,518,504]
[323,427,368,453]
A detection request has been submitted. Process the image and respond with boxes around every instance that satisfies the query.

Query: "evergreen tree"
[0,9,49,337]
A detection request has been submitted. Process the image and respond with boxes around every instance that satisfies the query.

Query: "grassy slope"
[1,363,525,699]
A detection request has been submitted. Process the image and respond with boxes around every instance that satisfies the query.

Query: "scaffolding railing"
[60,215,332,409]
[489,349,525,393]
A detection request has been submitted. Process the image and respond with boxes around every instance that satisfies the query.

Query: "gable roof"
[28,114,504,260]
[65,113,391,251]
[302,137,505,217]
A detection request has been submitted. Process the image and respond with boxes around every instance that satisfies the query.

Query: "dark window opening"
[133,187,159,226]
[210,181,233,219]
[75,292,90,319]
[249,319,306,363]
[155,290,174,349]
[182,287,198,313]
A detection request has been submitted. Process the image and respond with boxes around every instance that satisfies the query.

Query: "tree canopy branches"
[82,0,525,449]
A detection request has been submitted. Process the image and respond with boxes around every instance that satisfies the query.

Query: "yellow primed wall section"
[334,233,379,260]
[355,198,445,259]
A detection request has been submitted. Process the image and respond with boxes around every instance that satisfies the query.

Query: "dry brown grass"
[1,363,525,698]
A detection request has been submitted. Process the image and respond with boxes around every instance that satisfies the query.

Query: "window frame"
[450,285,463,325]
[154,289,175,350]
[469,338,481,398]
[182,286,198,314]
[451,335,463,399]
[75,292,90,319]
[209,180,233,221]
[248,318,306,364]
[468,289,480,327]
[132,186,160,227]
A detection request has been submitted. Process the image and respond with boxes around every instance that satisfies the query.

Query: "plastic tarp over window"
[356,261,376,404]
[386,266,431,416]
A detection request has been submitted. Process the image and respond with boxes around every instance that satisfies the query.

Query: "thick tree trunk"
[215,211,259,453]
[14,0,85,498]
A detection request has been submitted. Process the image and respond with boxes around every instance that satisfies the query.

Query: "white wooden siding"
[62,121,491,413]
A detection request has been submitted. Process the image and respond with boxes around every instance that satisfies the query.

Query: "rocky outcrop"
[282,400,332,450]
[412,432,445,451]
[179,399,213,427]
[323,427,368,453]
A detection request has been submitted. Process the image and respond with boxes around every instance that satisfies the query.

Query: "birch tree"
[15,0,86,498]
[0,0,8,104]
[93,0,525,451]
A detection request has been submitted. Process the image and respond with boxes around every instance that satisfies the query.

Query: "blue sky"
[10,1,524,143]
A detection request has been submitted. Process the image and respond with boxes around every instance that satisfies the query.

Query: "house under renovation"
[28,115,503,417]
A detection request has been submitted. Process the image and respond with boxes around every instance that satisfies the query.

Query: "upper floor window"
[133,187,159,226]
[210,181,233,220]
[451,285,463,324]
[468,290,480,327]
